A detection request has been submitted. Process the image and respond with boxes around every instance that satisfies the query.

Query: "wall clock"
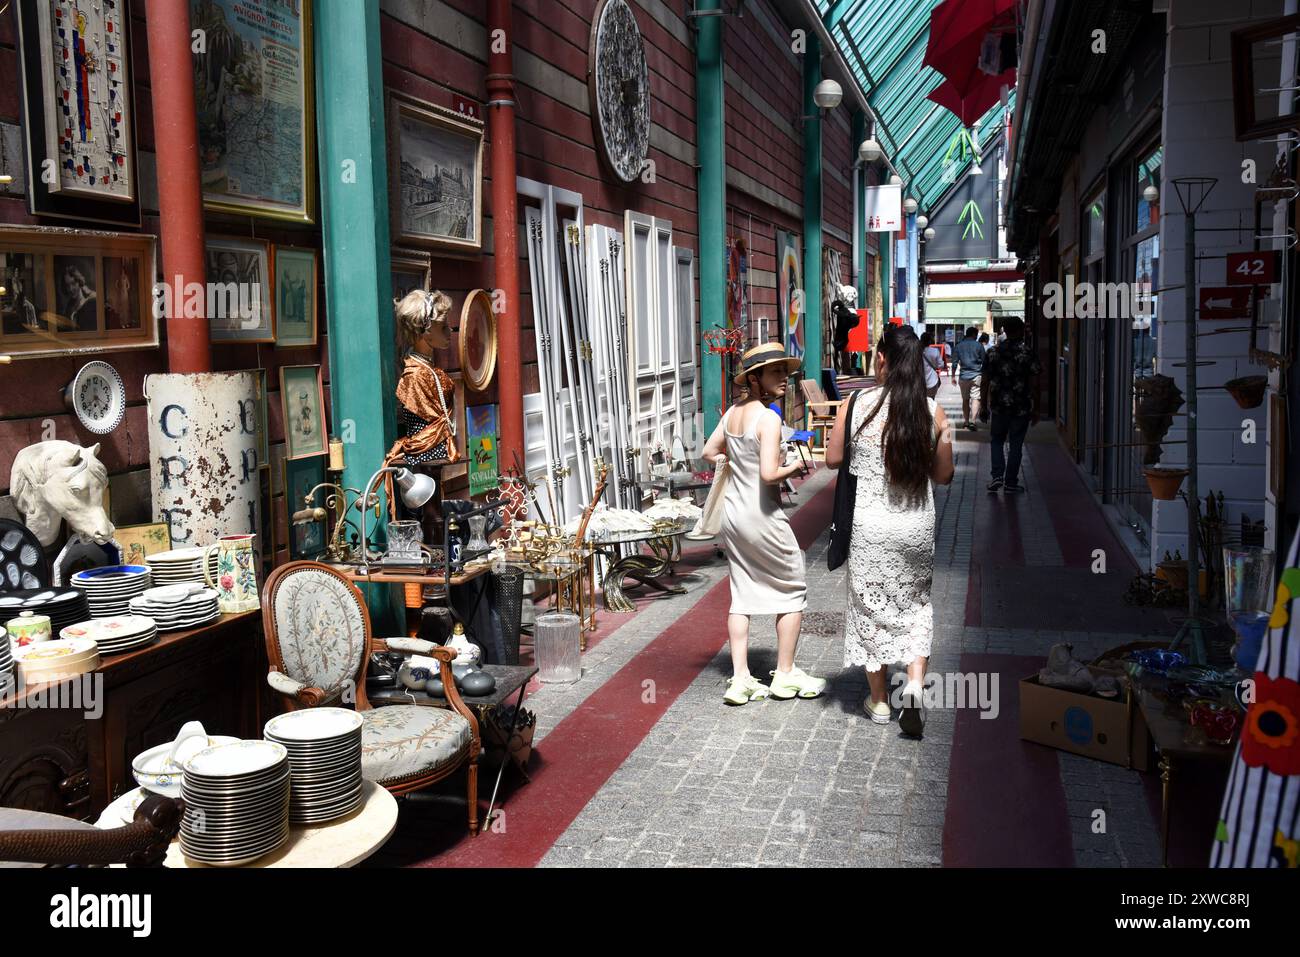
[588,0,650,183]
[65,361,126,434]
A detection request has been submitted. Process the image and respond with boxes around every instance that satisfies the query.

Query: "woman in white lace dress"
[826,325,954,736]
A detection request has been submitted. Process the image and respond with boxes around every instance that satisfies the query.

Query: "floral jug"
[203,534,260,613]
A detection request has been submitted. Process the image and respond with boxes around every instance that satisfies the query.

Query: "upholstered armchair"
[261,561,481,834]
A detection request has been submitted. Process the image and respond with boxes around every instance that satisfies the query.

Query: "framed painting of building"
[387,92,484,252]
[190,0,316,223]
[273,245,318,348]
[206,236,274,343]
[15,0,141,226]
[0,226,157,358]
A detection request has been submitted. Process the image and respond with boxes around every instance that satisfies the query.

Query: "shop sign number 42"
[1226,251,1278,285]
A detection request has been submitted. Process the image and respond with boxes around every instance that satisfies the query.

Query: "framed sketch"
[284,455,326,559]
[279,364,328,460]
[190,0,316,223]
[391,248,432,302]
[460,288,498,393]
[1231,14,1300,141]
[388,92,484,251]
[0,226,157,358]
[15,0,141,226]
[113,522,171,567]
[206,236,274,343]
[273,246,318,347]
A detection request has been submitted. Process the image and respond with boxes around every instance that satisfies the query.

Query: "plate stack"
[0,635,13,695]
[12,636,100,684]
[71,566,153,618]
[145,548,217,587]
[0,590,91,634]
[129,585,220,631]
[60,615,158,655]
[181,740,291,867]
[264,708,364,824]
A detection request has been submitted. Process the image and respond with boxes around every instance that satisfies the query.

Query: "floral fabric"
[271,568,368,698]
[843,393,936,672]
[361,706,471,783]
[982,339,1041,416]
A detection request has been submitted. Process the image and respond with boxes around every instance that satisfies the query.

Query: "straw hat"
[732,342,802,385]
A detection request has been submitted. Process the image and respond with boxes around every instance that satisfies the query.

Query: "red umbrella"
[927,69,1014,127]
[923,0,1019,72]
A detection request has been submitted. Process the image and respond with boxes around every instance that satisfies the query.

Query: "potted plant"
[1144,465,1189,500]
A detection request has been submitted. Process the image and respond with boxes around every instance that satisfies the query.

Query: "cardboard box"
[1019,667,1149,770]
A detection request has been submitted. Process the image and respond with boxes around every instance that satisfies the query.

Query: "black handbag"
[827,390,860,571]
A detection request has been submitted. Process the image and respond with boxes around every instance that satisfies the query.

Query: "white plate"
[263,707,364,743]
[147,548,205,563]
[185,739,287,779]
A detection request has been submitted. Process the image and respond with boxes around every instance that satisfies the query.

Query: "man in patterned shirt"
[978,316,1040,493]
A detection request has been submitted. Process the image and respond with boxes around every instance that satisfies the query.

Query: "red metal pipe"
[146,0,211,373]
[487,0,522,471]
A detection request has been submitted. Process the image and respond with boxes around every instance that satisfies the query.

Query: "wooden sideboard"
[0,612,265,821]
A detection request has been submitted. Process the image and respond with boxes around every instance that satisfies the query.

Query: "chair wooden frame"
[799,379,843,457]
[261,561,482,833]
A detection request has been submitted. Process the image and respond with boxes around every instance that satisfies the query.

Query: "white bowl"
[132,734,240,797]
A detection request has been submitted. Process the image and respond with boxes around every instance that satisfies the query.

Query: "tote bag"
[686,460,730,540]
[826,390,860,570]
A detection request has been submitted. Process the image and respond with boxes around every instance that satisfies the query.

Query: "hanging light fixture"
[889,174,903,187]
[1143,184,1159,204]
[858,139,882,163]
[916,214,929,229]
[902,196,918,215]
[924,227,936,241]
[813,78,843,110]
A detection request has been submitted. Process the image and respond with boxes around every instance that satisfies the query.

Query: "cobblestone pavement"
[525,381,1166,868]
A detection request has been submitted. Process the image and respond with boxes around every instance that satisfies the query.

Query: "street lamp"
[858,139,881,163]
[902,196,918,215]
[1143,184,1159,204]
[813,78,843,110]
[889,174,903,187]
[924,227,936,241]
[916,214,929,229]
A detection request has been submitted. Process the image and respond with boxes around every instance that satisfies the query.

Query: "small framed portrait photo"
[273,245,318,347]
[279,364,328,460]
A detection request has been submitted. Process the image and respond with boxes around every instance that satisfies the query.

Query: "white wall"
[1152,0,1283,562]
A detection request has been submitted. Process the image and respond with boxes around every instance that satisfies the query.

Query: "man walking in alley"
[952,326,985,430]
[979,316,1040,493]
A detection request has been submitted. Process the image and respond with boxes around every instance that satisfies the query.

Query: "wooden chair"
[0,796,181,868]
[262,561,482,834]
[799,379,843,458]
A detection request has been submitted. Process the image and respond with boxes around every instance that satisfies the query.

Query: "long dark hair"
[853,325,934,495]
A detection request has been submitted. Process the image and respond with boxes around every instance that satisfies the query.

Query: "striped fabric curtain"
[1211,524,1300,868]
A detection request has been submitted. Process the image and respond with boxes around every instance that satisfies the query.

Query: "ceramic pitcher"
[203,534,260,613]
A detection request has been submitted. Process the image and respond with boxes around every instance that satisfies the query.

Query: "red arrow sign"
[1198,286,1252,319]
[1226,251,1279,285]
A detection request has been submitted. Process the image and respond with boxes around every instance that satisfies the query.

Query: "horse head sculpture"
[10,441,115,547]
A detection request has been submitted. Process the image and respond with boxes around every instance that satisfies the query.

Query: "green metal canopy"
[819,0,1013,214]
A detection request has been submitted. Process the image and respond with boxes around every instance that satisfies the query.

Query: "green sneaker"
[768,666,828,700]
[724,674,770,706]
[865,699,892,724]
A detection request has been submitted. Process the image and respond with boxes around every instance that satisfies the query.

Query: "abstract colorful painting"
[776,230,803,360]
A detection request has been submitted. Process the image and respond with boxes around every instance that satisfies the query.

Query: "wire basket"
[492,565,525,665]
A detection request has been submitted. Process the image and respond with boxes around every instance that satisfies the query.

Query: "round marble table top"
[95,779,398,868]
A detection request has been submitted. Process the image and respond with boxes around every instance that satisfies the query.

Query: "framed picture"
[444,374,469,483]
[15,0,141,226]
[284,456,326,559]
[191,0,316,222]
[388,92,484,251]
[460,288,498,393]
[467,405,499,497]
[113,522,171,567]
[258,465,275,577]
[206,237,274,343]
[1232,14,1300,141]
[279,364,328,460]
[237,367,271,469]
[273,246,318,347]
[391,248,432,302]
[0,226,158,358]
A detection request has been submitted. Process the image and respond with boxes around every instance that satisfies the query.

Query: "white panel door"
[674,246,700,458]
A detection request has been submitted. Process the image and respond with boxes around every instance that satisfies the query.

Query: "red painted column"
[487,0,522,469]
[146,0,211,373]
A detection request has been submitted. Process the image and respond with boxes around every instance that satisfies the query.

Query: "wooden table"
[0,611,264,820]
[94,780,398,868]
[1135,687,1237,867]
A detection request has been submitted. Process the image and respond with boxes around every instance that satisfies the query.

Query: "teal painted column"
[802,37,823,380]
[314,2,400,623]
[696,0,725,434]
[852,111,866,304]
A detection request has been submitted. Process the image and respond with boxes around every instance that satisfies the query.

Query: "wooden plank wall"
[0,5,330,569]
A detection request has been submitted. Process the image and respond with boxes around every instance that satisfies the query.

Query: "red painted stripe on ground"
[1027,442,1140,575]
[942,652,1074,867]
[421,478,838,867]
